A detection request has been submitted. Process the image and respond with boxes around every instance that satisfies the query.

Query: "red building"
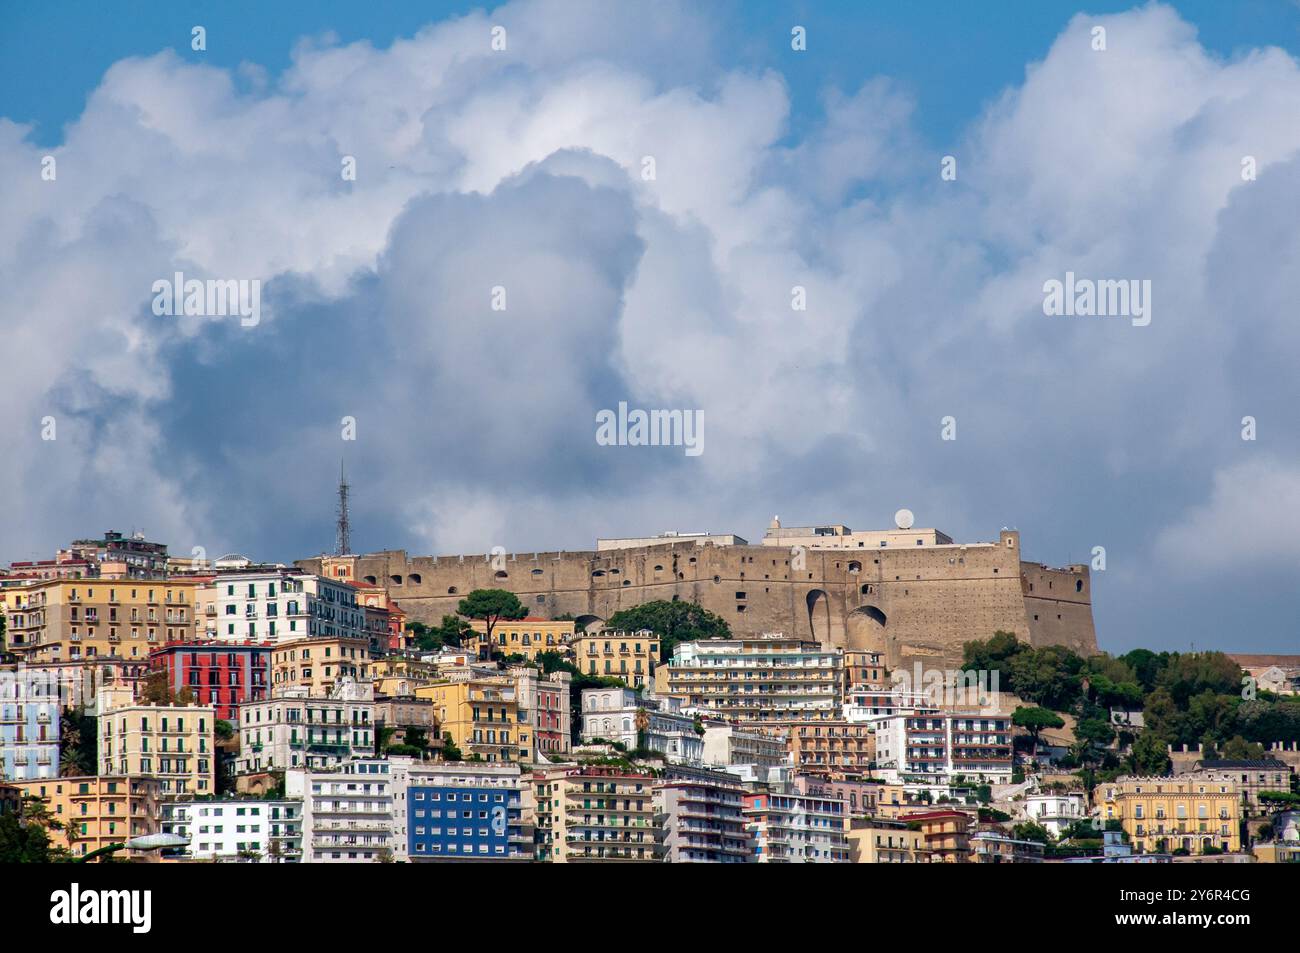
[150,641,272,721]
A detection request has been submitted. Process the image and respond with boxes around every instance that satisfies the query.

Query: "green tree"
[1128,731,1171,774]
[1012,706,1065,757]
[406,615,474,652]
[1008,645,1085,711]
[1013,822,1053,845]
[59,708,97,776]
[456,590,527,649]
[440,732,463,762]
[1219,735,1266,760]
[961,631,1026,676]
[214,720,235,742]
[604,600,731,661]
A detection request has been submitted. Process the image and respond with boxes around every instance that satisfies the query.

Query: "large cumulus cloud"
[2,1,1299,652]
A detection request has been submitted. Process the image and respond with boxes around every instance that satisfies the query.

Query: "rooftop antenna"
[335,459,351,556]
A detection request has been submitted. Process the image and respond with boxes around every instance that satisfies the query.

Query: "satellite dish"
[895,509,915,530]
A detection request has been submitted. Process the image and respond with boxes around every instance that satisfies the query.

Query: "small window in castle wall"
[1076,580,1083,592]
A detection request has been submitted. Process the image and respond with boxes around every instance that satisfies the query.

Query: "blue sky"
[3,1,1300,656]
[5,0,1298,148]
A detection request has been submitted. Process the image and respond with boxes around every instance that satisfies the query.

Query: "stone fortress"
[299,511,1098,670]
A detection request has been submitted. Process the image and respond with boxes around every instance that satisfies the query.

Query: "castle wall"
[297,529,1099,669]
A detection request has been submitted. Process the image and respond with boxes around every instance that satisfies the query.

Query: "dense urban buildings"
[0,522,1295,869]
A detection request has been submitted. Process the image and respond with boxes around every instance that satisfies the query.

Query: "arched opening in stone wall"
[575,614,604,634]
[806,587,847,647]
[846,605,888,655]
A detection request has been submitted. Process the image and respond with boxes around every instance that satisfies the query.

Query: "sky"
[1,1,1299,655]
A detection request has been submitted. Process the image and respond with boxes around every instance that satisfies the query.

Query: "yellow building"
[370,654,438,697]
[270,636,370,697]
[11,775,161,859]
[1101,774,1241,855]
[416,675,530,763]
[4,578,199,663]
[467,617,576,661]
[568,630,659,689]
[847,817,936,863]
[533,764,659,862]
[98,703,217,796]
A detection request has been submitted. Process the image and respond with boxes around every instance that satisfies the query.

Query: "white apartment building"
[197,571,365,643]
[744,790,850,863]
[1024,791,1089,838]
[292,759,395,863]
[237,677,375,773]
[873,711,1013,784]
[700,723,787,769]
[581,687,703,765]
[665,637,844,723]
[843,688,936,722]
[161,798,303,861]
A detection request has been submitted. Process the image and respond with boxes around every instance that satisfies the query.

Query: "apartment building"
[150,641,273,721]
[269,635,371,697]
[373,696,439,747]
[389,759,529,862]
[847,817,934,863]
[665,637,844,723]
[0,667,60,781]
[1193,759,1293,813]
[656,776,752,862]
[742,790,849,863]
[371,654,439,698]
[293,759,395,863]
[533,764,659,862]
[792,775,883,817]
[843,650,887,692]
[580,686,702,764]
[5,578,199,663]
[785,720,875,778]
[237,678,375,773]
[467,617,576,662]
[843,687,936,722]
[1024,791,1089,837]
[59,530,170,578]
[416,674,529,764]
[971,830,1046,863]
[12,775,161,859]
[161,798,302,861]
[510,666,572,759]
[898,810,973,862]
[873,711,1013,783]
[0,657,146,714]
[700,723,788,769]
[569,630,660,690]
[98,702,216,796]
[196,571,365,644]
[1101,774,1242,855]
[354,582,407,653]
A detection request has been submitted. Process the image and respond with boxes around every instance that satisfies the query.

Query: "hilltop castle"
[298,514,1098,670]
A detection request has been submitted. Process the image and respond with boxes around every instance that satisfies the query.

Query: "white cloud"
[2,2,1300,650]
